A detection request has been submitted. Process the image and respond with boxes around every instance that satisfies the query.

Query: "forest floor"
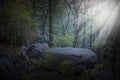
[0,45,114,80]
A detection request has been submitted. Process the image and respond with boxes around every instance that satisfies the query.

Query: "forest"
[0,0,120,80]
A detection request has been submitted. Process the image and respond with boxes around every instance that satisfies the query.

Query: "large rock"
[19,43,97,69]
[0,56,11,74]
[26,43,49,59]
[45,47,97,69]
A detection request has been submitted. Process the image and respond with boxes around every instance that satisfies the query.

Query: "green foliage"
[81,70,90,80]
[36,53,52,68]
[102,41,113,63]
[24,54,81,80]
[3,52,113,80]
[26,52,96,79]
[81,63,113,80]
[26,53,52,71]
[53,34,74,47]
[0,0,39,46]
[56,60,75,76]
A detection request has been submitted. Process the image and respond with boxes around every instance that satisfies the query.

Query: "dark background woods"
[0,0,120,80]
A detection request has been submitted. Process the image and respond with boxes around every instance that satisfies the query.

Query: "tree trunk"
[73,33,78,47]
[82,22,86,48]
[48,0,53,47]
[97,46,102,63]
[90,24,93,48]
[112,13,120,79]
[112,25,120,79]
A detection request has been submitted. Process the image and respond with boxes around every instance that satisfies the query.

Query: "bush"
[0,0,39,46]
[53,34,74,47]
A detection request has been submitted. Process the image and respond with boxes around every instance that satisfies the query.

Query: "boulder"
[19,43,97,70]
[45,47,97,69]
[0,56,11,74]
[26,43,49,59]
[19,46,27,56]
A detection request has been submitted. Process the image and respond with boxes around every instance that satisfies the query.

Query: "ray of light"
[88,0,120,46]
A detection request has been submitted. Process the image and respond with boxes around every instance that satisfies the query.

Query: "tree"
[112,5,120,77]
[32,0,49,36]
[0,0,38,46]
[48,0,53,47]
[65,0,88,47]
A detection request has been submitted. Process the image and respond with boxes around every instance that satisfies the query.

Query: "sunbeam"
[88,0,120,46]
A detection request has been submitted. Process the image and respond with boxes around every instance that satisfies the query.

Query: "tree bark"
[82,22,86,48]
[90,23,93,48]
[48,0,53,47]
